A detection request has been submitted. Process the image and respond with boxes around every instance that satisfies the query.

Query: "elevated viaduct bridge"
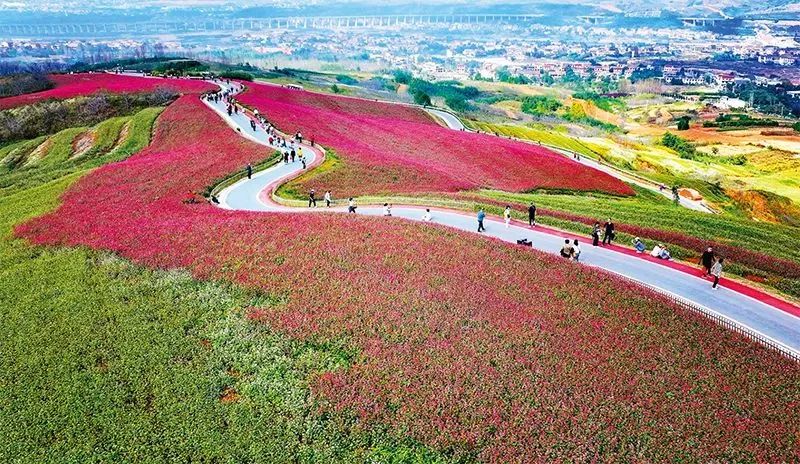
[0,14,541,37]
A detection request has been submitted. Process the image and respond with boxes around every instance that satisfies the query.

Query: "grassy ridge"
[0,107,163,196]
[466,120,599,159]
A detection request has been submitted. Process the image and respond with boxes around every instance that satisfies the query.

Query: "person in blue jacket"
[477,209,486,232]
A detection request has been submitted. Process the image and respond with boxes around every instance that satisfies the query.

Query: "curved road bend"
[203,83,800,359]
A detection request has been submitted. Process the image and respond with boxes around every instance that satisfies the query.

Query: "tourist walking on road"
[591,222,601,246]
[348,197,357,213]
[477,209,486,232]
[560,239,574,259]
[250,119,256,131]
[699,246,715,276]
[245,163,252,180]
[422,208,432,222]
[602,218,615,245]
[572,239,581,262]
[324,190,332,207]
[711,258,724,289]
[383,203,392,216]
[308,189,317,208]
[504,206,512,228]
[282,150,289,164]
[528,202,536,226]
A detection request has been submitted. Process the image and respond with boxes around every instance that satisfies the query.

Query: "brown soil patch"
[219,386,240,404]
[727,188,800,226]
[22,138,53,166]
[568,98,623,127]
[112,121,131,151]
[71,129,96,159]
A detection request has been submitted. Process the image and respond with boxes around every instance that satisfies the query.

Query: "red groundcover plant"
[0,73,214,110]
[17,95,800,462]
[236,83,635,197]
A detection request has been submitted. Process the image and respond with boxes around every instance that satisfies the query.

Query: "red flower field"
[237,83,635,197]
[0,73,214,110]
[16,94,800,461]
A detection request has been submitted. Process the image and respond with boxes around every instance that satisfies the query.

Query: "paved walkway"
[203,82,800,360]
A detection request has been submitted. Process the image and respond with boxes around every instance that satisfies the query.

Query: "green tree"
[793,121,800,133]
[677,116,690,131]
[393,70,412,84]
[412,90,431,106]
[331,84,343,94]
[520,96,562,116]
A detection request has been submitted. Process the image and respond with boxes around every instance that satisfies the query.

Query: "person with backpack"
[560,239,574,259]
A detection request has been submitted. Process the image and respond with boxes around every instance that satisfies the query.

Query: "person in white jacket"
[711,258,724,289]
[504,206,511,228]
[422,208,432,222]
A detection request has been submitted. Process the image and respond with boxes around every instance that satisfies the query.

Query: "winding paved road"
[204,82,800,360]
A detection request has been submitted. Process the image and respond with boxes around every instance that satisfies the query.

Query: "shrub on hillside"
[335,75,358,85]
[661,132,697,159]
[520,95,562,116]
[0,73,54,98]
[0,89,178,142]
[219,71,254,81]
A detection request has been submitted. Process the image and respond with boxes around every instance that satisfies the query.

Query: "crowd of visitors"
[213,81,727,292]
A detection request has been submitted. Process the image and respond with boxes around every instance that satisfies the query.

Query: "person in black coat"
[245,163,252,180]
[602,218,615,245]
[591,222,601,246]
[699,246,715,275]
[528,202,537,226]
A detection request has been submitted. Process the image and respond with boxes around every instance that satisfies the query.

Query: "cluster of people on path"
[591,219,616,246]
[700,246,725,289]
[477,205,725,290]
[307,189,333,208]
[560,239,582,262]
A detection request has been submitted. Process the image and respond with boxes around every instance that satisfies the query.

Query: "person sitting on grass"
[650,244,663,258]
[632,237,646,254]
